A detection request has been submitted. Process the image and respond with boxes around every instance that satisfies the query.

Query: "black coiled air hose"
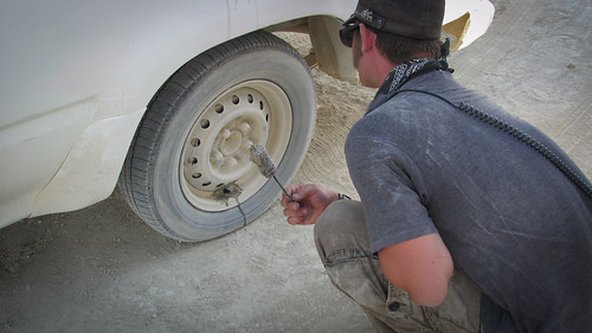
[393,89,592,199]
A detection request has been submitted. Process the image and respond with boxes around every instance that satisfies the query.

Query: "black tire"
[119,31,316,241]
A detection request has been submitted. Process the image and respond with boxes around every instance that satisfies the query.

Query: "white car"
[0,0,494,241]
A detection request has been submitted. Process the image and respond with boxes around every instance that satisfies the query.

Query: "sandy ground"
[1,0,591,332]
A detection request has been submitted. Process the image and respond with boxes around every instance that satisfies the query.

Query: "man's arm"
[378,233,453,307]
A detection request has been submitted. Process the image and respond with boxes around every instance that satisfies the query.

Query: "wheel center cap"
[221,130,243,155]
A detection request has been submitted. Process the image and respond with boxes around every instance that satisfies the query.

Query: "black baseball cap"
[340,0,445,47]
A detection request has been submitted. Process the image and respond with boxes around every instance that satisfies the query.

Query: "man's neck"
[365,51,437,89]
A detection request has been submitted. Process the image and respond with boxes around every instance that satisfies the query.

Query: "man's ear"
[359,23,377,53]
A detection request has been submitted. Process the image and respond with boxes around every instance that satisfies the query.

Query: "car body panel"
[0,0,493,228]
[444,0,494,49]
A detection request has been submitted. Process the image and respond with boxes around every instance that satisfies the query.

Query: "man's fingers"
[287,216,314,225]
[289,201,301,211]
[284,184,301,201]
[281,201,300,213]
[283,183,320,202]
[291,184,318,201]
[283,205,309,218]
[287,216,304,225]
[281,193,294,206]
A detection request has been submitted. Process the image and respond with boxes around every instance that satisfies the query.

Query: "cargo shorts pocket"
[385,283,435,332]
[422,271,481,333]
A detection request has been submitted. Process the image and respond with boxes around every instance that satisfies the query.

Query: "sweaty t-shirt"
[345,70,592,332]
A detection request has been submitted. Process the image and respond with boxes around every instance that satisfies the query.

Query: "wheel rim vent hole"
[192,173,202,179]
[189,157,198,165]
[232,95,240,105]
[215,104,224,114]
[200,119,210,129]
[191,138,201,147]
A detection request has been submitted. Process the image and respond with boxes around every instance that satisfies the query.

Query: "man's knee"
[313,200,391,320]
[314,199,369,261]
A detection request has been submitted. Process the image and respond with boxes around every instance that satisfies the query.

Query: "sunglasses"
[339,9,386,48]
[339,16,361,48]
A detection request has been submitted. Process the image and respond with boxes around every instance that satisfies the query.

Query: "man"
[281,0,592,332]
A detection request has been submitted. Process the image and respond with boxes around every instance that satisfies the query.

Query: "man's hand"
[280,184,338,225]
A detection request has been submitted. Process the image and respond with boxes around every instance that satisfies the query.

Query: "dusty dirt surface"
[1,0,590,332]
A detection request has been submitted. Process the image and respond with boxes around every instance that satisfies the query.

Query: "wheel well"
[266,16,357,83]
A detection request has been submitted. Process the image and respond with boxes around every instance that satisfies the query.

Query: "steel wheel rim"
[180,80,292,211]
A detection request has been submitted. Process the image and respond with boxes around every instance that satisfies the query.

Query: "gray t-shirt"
[345,70,592,332]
